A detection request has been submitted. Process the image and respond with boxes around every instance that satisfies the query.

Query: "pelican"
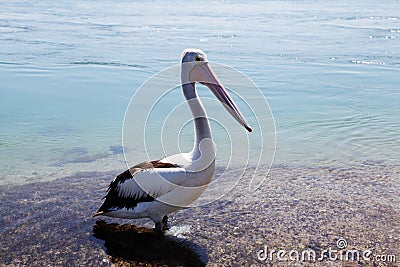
[94,49,252,231]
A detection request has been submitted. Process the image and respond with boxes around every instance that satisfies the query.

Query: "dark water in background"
[1,0,399,184]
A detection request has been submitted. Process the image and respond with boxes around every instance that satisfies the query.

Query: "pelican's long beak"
[190,63,252,132]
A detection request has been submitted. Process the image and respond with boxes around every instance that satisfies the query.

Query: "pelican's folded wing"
[94,163,186,214]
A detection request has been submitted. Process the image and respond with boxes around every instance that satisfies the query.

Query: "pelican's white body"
[104,153,215,223]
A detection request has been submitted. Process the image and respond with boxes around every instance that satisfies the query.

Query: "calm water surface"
[1,0,399,185]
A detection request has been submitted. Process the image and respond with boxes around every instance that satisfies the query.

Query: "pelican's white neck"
[182,82,214,161]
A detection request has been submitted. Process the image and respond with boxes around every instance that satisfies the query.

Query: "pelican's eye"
[195,55,203,62]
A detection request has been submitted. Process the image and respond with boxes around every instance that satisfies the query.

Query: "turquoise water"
[1,0,399,185]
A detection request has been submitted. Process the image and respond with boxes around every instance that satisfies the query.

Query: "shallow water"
[0,165,399,266]
[1,0,400,185]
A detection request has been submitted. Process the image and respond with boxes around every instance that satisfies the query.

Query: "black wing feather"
[96,160,179,213]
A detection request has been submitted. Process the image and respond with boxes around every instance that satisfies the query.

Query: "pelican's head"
[181,49,252,132]
[181,49,208,64]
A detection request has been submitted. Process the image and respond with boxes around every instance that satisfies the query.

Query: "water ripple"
[70,61,148,70]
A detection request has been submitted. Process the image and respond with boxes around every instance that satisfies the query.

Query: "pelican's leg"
[161,215,169,231]
[154,216,168,232]
[155,222,162,232]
